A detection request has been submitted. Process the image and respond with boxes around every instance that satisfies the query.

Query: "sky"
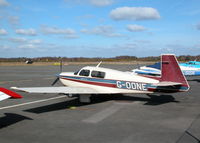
[0,0,200,58]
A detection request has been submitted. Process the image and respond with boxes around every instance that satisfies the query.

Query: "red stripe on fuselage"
[61,77,116,88]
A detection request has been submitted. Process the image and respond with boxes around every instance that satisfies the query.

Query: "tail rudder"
[161,54,189,91]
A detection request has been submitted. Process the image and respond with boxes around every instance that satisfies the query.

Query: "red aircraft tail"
[160,54,189,91]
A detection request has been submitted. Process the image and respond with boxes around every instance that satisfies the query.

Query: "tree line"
[0,55,199,62]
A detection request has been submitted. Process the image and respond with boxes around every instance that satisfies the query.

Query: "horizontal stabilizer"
[152,81,182,87]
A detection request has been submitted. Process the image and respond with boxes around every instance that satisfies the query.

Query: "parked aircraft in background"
[132,61,200,76]
[11,54,189,103]
[180,61,200,75]
[0,87,22,101]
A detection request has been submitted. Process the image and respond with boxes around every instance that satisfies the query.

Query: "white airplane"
[0,87,22,101]
[11,54,190,103]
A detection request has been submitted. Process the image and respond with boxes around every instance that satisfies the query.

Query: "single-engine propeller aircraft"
[0,87,22,101]
[11,54,189,103]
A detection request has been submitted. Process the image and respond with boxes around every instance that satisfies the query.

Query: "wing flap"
[11,86,99,94]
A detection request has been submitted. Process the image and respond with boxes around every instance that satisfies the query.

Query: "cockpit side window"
[74,70,80,75]
[91,71,105,78]
[79,69,90,76]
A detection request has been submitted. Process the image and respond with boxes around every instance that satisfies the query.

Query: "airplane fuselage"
[59,66,160,94]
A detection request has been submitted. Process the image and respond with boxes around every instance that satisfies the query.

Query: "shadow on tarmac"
[145,94,179,105]
[24,94,179,114]
[0,113,32,129]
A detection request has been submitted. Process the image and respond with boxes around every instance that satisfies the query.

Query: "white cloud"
[0,28,7,35]
[15,29,37,36]
[110,7,160,21]
[40,26,78,38]
[18,44,38,49]
[90,0,113,6]
[81,25,122,37]
[41,26,76,35]
[9,37,42,46]
[127,24,147,32]
[9,37,27,43]
[0,0,9,7]
[29,39,42,44]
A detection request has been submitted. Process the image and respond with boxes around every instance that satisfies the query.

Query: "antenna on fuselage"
[96,61,102,67]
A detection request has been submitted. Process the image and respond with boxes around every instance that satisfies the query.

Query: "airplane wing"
[0,92,10,101]
[11,86,99,94]
[0,87,22,101]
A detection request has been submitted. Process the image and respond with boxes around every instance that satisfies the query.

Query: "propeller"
[51,58,63,86]
[51,77,59,86]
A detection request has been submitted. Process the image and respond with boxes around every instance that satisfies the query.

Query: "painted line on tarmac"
[0,95,66,110]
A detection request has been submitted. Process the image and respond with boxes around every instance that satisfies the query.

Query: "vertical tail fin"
[161,54,189,91]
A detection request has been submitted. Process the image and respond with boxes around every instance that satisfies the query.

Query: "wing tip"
[0,87,22,99]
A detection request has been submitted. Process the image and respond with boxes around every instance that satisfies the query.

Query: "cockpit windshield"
[74,70,80,75]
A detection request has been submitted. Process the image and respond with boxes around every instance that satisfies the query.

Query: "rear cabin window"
[91,71,105,78]
[79,69,90,76]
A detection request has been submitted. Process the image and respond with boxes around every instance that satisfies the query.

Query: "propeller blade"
[51,77,59,86]
[52,58,62,86]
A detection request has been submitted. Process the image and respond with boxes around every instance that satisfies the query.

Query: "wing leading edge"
[11,86,99,94]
